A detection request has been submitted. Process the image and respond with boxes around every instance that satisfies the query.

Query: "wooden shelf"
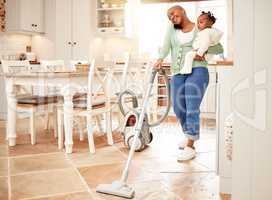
[97,7,124,11]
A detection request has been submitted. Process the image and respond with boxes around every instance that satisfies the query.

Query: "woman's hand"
[194,54,205,61]
[153,58,164,69]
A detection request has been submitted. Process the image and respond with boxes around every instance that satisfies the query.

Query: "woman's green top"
[159,24,224,75]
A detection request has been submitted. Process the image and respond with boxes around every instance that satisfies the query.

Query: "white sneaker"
[178,138,187,149]
[177,147,196,161]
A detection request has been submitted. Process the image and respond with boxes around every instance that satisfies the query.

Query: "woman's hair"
[201,11,217,24]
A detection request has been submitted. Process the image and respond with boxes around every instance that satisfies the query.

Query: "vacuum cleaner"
[96,67,171,199]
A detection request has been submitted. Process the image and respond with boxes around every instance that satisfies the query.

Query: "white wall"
[232,0,272,199]
[0,34,31,59]
[93,37,138,61]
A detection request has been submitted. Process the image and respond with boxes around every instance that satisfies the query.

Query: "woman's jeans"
[171,67,209,141]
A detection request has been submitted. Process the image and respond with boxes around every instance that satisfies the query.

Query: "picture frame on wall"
[0,0,6,32]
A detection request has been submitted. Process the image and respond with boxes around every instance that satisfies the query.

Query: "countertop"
[162,60,233,67]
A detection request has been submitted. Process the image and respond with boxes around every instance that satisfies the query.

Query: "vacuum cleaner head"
[96,181,135,199]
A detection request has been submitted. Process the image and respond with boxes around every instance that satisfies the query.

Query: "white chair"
[1,60,60,145]
[70,60,106,138]
[114,56,159,124]
[57,59,113,153]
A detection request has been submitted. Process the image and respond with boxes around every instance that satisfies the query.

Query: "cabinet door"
[31,0,44,33]
[71,0,91,61]
[55,0,73,65]
[19,0,33,31]
[19,0,44,33]
[200,69,217,118]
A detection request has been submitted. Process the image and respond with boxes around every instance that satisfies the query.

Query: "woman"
[154,6,223,161]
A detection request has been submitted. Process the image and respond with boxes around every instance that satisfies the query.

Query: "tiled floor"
[0,117,231,200]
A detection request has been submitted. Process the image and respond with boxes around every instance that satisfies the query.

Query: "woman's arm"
[154,25,173,68]
[158,24,173,59]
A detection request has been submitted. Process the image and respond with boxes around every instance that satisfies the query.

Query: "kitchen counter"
[162,60,233,67]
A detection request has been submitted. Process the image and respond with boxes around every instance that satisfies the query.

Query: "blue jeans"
[171,67,209,141]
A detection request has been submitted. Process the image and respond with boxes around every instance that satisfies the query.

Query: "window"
[138,0,229,60]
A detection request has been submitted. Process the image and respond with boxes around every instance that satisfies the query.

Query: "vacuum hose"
[118,68,171,128]
[118,89,139,116]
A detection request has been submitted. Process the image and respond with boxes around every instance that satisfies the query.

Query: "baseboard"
[219,176,232,195]
[200,112,216,119]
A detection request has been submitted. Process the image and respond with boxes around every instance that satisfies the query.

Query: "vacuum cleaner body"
[120,110,153,152]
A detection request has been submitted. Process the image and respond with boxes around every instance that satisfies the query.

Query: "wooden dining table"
[1,71,89,153]
[1,64,154,153]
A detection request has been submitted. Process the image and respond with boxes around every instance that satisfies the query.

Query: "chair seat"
[17,95,62,106]
[73,98,106,109]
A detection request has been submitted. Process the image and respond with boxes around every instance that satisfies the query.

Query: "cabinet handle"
[31,24,35,27]
[68,42,72,45]
[73,42,77,45]
[34,24,38,27]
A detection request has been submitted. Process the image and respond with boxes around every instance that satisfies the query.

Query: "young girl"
[180,11,223,74]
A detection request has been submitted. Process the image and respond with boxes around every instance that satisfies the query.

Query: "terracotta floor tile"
[0,158,8,177]
[10,153,72,175]
[32,192,94,200]
[1,118,223,199]
[11,168,86,200]
[195,138,216,153]
[116,130,184,160]
[0,144,8,157]
[78,162,158,189]
[68,146,126,167]
[133,156,211,174]
[220,194,231,200]
[131,180,180,200]
[0,126,6,145]
[93,180,180,200]
[161,172,222,200]
[0,177,8,200]
[8,132,60,157]
[193,152,216,171]
[60,130,123,154]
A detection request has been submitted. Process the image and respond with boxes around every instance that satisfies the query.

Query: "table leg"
[63,94,74,153]
[6,80,17,146]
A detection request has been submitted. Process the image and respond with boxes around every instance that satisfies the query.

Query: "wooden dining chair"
[1,60,61,145]
[57,59,114,153]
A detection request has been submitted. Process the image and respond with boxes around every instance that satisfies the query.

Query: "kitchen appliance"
[26,52,36,62]
[96,68,171,199]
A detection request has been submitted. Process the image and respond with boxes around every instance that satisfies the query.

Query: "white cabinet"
[54,0,91,65]
[216,66,233,195]
[96,0,126,35]
[200,67,217,119]
[6,0,44,33]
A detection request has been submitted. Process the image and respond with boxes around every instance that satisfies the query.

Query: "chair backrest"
[95,52,130,97]
[123,57,152,95]
[119,52,130,91]
[40,60,65,72]
[1,60,30,73]
[86,59,113,111]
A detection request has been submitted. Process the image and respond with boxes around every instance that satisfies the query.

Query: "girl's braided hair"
[201,11,217,24]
